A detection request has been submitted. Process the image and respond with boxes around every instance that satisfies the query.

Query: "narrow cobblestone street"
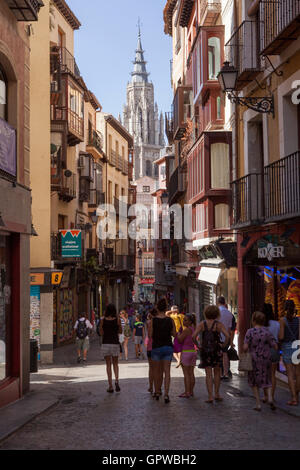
[1,337,300,451]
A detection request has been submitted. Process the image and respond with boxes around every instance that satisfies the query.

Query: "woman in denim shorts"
[148,298,176,404]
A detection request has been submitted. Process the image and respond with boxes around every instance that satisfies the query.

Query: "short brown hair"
[204,305,220,320]
[157,298,167,312]
[252,311,266,326]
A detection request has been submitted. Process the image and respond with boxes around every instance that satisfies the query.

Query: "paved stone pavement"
[0,336,300,451]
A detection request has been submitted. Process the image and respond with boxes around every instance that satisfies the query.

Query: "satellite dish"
[64,170,72,178]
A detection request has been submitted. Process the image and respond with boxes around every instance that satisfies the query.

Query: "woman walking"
[146,308,158,393]
[149,298,176,403]
[263,303,280,403]
[119,310,126,360]
[279,300,300,406]
[193,305,230,403]
[122,311,131,361]
[177,313,197,398]
[244,311,278,411]
[100,304,122,393]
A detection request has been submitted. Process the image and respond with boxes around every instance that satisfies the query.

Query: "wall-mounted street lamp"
[217,61,274,116]
[161,191,169,205]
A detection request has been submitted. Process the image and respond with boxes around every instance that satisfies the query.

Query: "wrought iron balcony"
[173,86,193,140]
[199,0,221,26]
[51,107,84,146]
[109,149,117,167]
[264,151,300,222]
[5,0,43,21]
[165,111,174,144]
[226,21,261,91]
[60,47,81,78]
[231,173,264,228]
[122,160,128,175]
[260,0,300,55]
[87,128,103,156]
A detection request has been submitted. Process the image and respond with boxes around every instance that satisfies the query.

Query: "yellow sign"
[30,273,45,286]
[51,272,63,285]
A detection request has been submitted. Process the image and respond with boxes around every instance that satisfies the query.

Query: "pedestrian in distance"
[193,305,230,403]
[169,305,185,368]
[177,313,197,398]
[133,314,145,359]
[74,313,93,365]
[263,303,280,404]
[279,300,300,406]
[100,304,122,393]
[148,298,176,404]
[122,311,131,361]
[217,296,235,380]
[244,311,278,412]
[146,308,158,394]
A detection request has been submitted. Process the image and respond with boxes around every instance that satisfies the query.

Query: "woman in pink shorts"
[177,313,197,398]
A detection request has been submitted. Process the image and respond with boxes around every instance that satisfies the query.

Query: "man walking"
[74,313,93,365]
[217,297,235,380]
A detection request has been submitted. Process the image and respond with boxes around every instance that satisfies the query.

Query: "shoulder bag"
[238,331,253,372]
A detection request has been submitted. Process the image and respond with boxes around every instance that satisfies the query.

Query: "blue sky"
[67,0,173,120]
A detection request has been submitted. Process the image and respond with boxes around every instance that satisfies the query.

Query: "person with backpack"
[74,314,93,365]
[193,305,230,403]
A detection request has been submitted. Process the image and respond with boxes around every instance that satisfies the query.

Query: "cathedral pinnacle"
[131,21,149,84]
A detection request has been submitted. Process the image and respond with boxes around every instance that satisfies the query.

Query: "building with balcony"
[0,0,43,408]
[163,0,237,317]
[96,112,135,312]
[227,1,300,372]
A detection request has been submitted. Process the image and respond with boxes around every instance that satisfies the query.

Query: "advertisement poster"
[30,285,41,360]
[60,230,82,258]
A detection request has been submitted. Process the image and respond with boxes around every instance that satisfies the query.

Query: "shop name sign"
[60,230,82,258]
[258,243,284,262]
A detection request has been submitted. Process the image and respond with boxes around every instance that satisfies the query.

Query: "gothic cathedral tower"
[123,27,165,180]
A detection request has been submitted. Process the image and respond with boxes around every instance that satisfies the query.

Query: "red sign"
[140,279,155,285]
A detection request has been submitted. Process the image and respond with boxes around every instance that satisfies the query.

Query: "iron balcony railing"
[88,128,103,154]
[169,167,187,205]
[264,150,300,221]
[122,160,128,175]
[231,173,264,227]
[109,149,117,167]
[51,107,84,140]
[172,86,193,140]
[60,47,81,78]
[225,20,261,90]
[260,0,300,55]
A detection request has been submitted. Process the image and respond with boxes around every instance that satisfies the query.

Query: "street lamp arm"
[228,93,274,117]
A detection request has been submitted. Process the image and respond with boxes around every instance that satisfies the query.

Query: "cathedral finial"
[137,17,142,38]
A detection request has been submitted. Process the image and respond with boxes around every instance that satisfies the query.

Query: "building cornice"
[52,0,81,30]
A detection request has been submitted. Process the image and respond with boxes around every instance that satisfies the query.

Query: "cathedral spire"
[131,22,149,83]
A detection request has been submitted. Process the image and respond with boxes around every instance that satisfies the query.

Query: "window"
[146,160,152,177]
[211,143,230,189]
[217,96,221,119]
[143,186,150,193]
[215,204,229,229]
[208,37,221,80]
[69,85,83,118]
[0,65,7,121]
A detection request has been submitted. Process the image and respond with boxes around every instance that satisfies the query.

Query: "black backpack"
[202,321,220,354]
[77,319,88,339]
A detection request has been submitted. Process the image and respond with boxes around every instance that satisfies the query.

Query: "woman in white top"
[263,303,280,403]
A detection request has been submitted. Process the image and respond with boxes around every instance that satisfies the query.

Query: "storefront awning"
[198,267,222,285]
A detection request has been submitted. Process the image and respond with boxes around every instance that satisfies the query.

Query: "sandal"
[178,393,190,398]
[153,393,160,401]
[205,399,214,404]
[287,400,298,406]
[215,397,223,402]
[107,387,114,394]
[164,395,170,404]
[115,381,121,392]
[270,402,276,411]
[148,388,153,393]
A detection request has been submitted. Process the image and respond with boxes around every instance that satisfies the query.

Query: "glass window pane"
[211,143,230,189]
[208,37,221,80]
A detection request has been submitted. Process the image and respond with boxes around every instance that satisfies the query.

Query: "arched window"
[146,160,152,177]
[0,64,7,121]
[208,37,221,80]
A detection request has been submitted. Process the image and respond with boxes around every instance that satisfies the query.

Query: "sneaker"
[77,357,81,364]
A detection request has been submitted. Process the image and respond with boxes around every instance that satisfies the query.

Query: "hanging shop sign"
[51,272,63,285]
[60,230,82,258]
[30,273,45,286]
[244,235,300,266]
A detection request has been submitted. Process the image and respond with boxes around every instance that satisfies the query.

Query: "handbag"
[238,352,253,372]
[228,347,239,361]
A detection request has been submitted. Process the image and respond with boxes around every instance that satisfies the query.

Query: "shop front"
[237,222,300,378]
